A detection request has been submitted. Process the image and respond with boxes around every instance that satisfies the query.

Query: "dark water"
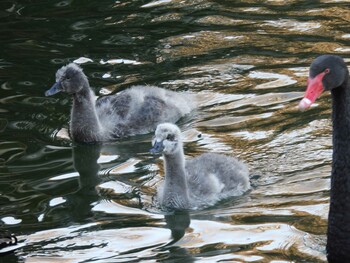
[1,0,349,262]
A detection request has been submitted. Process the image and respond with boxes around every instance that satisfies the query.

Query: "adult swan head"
[299,55,350,262]
[45,63,195,143]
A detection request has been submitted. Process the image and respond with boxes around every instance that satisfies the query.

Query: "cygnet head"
[45,63,89,96]
[150,123,182,156]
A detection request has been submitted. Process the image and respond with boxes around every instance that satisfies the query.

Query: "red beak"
[298,71,326,111]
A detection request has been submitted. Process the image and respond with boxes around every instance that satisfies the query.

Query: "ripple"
[1,82,12,91]
[55,1,71,7]
[22,223,170,262]
[179,220,325,261]
[92,200,160,217]
[158,31,248,62]
[212,92,303,111]
[73,57,93,64]
[263,19,322,33]
[150,12,183,23]
[49,197,66,207]
[0,141,27,163]
[55,128,70,140]
[18,81,34,86]
[99,58,143,65]
[49,172,79,181]
[197,112,273,128]
[249,71,297,89]
[50,58,66,64]
[234,130,274,140]
[97,181,133,195]
[97,153,119,164]
[8,120,35,131]
[0,94,26,104]
[106,158,141,175]
[71,20,99,30]
[1,216,22,225]
[0,0,347,261]
[70,33,88,41]
[194,15,254,26]
[142,0,173,8]
[0,119,8,132]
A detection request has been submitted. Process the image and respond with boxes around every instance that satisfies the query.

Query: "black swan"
[45,63,195,143]
[298,55,350,262]
[150,123,250,210]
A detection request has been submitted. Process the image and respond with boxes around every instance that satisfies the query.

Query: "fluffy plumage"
[151,123,251,210]
[45,63,195,143]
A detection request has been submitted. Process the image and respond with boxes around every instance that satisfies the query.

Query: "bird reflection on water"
[70,144,102,222]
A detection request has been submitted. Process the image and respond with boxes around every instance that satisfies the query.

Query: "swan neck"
[331,77,350,157]
[327,76,350,260]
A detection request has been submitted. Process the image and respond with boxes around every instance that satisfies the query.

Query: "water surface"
[1,0,349,262]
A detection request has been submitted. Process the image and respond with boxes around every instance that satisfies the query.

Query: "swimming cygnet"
[150,123,251,210]
[45,63,195,143]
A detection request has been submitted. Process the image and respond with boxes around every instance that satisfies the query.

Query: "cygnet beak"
[45,81,62,96]
[150,140,164,154]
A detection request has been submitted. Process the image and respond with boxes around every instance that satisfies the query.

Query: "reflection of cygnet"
[45,63,194,143]
[150,123,251,210]
[164,211,191,244]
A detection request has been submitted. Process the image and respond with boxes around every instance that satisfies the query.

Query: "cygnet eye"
[63,73,72,81]
[166,134,175,141]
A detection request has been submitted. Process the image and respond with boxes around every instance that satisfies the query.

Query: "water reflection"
[164,211,191,245]
[2,0,350,261]
[69,144,102,222]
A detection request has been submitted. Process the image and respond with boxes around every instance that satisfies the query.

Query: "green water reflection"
[1,0,349,262]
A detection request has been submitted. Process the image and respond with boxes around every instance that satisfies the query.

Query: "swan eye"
[324,68,330,74]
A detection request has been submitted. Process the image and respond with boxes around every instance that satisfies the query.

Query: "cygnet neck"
[70,83,103,143]
[162,146,190,207]
[164,147,186,179]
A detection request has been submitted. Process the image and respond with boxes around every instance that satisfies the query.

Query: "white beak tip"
[298,98,312,111]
